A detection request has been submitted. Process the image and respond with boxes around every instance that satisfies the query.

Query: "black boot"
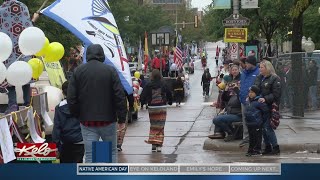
[270,145,280,155]
[262,145,272,155]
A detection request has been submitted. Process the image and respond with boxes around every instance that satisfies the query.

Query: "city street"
[118,42,320,163]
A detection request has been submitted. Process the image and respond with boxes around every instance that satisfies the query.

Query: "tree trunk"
[266,37,272,57]
[291,13,304,117]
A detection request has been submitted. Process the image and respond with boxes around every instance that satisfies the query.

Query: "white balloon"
[18,27,46,55]
[7,61,32,86]
[0,32,13,62]
[0,63,7,84]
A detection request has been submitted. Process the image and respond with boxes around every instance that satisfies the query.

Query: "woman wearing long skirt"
[140,69,172,152]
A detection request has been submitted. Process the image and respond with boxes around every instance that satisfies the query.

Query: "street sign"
[230,43,238,60]
[224,28,248,43]
[223,14,250,27]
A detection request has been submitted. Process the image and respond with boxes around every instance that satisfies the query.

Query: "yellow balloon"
[44,42,65,62]
[28,58,44,79]
[134,71,140,79]
[35,37,50,56]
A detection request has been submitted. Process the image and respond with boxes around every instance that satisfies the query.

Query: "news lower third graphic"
[77,163,281,175]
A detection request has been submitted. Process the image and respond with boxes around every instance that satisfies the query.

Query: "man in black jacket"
[67,44,127,163]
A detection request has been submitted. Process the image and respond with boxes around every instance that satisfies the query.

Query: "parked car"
[129,62,138,76]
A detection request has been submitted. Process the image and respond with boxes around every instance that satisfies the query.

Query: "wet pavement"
[118,42,320,164]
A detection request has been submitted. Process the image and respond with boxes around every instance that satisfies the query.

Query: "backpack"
[150,86,167,106]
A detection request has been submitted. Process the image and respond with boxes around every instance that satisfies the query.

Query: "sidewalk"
[203,111,320,153]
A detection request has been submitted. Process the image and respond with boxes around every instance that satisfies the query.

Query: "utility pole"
[233,0,240,60]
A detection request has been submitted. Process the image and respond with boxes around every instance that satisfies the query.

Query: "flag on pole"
[144,31,149,74]
[137,38,142,71]
[174,46,183,69]
[42,0,132,94]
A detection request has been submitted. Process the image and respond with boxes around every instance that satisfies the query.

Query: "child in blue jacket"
[52,81,84,163]
[245,85,270,156]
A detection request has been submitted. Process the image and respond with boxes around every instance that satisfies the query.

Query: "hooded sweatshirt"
[67,44,127,123]
[52,100,83,148]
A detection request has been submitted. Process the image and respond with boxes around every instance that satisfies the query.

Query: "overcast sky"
[191,0,212,10]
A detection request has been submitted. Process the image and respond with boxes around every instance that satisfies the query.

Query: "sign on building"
[224,28,248,43]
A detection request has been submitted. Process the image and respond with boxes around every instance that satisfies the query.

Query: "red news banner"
[15,143,57,162]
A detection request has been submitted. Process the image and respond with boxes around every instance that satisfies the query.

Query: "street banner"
[241,0,259,9]
[137,39,142,71]
[43,61,66,89]
[224,28,248,43]
[0,0,33,67]
[42,0,132,94]
[213,0,231,9]
[144,31,149,74]
[245,45,258,59]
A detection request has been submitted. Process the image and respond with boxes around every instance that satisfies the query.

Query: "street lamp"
[304,37,315,53]
[301,36,306,51]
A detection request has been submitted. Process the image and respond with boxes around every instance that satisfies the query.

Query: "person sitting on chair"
[208,82,242,141]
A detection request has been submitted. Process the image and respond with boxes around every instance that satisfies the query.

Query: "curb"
[203,139,320,153]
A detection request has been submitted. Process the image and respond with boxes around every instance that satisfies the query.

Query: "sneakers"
[208,133,225,139]
[117,145,122,152]
[152,145,157,152]
[246,151,262,157]
[262,145,280,155]
[224,134,235,142]
[239,138,249,147]
[151,145,162,152]
[262,145,272,155]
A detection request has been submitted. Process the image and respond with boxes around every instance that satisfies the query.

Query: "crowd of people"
[208,55,282,156]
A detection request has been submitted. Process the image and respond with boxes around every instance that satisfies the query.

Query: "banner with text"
[42,0,133,94]
[224,28,248,43]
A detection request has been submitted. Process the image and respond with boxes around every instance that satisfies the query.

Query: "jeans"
[241,104,249,140]
[309,85,318,109]
[80,123,117,163]
[212,114,242,134]
[263,119,278,147]
[7,84,31,106]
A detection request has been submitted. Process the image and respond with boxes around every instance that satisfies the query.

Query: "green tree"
[19,0,81,57]
[109,0,172,47]
[303,0,320,49]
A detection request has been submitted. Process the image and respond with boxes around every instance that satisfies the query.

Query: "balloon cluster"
[0,27,65,87]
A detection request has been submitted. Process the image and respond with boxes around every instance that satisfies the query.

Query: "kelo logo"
[15,143,57,162]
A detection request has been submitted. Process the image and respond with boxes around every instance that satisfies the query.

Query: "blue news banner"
[1,163,320,179]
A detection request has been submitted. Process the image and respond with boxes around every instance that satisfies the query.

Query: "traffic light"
[194,15,198,28]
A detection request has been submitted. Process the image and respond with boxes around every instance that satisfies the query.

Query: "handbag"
[270,102,280,129]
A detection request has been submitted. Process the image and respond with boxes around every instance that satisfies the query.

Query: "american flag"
[174,46,183,69]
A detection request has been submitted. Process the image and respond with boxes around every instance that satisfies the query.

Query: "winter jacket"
[307,66,318,86]
[52,100,83,148]
[67,44,127,123]
[239,66,260,104]
[140,80,173,106]
[225,92,242,116]
[245,96,270,127]
[254,74,281,105]
[201,72,211,85]
[173,80,184,99]
[152,57,165,70]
